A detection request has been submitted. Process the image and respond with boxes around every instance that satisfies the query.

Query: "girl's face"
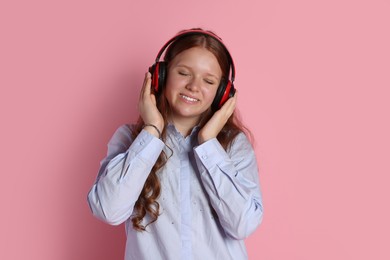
[165,47,222,124]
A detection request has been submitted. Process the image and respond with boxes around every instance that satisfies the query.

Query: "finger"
[220,92,237,114]
[221,95,237,118]
[145,77,154,103]
[140,72,151,99]
[144,72,152,96]
[139,73,148,99]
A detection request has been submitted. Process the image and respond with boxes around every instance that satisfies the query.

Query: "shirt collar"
[166,122,200,139]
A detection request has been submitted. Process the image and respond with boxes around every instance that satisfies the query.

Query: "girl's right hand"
[138,72,164,136]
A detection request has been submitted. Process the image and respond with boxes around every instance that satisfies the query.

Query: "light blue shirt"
[88,124,263,260]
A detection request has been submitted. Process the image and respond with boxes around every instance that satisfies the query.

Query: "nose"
[186,76,201,92]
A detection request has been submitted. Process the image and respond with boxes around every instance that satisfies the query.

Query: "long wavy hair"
[130,29,252,231]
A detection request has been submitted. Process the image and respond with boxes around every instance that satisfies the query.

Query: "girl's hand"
[138,72,164,136]
[198,92,237,144]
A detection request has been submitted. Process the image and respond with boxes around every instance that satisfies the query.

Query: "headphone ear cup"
[149,62,167,97]
[211,80,235,111]
[211,80,226,111]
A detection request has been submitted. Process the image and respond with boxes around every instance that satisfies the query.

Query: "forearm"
[87,129,164,225]
[194,136,263,239]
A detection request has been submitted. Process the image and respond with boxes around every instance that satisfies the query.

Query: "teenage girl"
[88,28,263,260]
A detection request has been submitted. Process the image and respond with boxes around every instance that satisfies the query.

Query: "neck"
[170,115,199,137]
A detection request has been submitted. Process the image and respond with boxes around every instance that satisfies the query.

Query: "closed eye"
[178,71,190,76]
[204,79,216,85]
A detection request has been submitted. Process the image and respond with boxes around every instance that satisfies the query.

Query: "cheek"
[165,74,185,92]
[164,85,174,103]
[164,78,178,98]
[202,86,219,103]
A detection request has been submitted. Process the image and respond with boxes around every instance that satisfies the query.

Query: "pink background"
[1,0,389,259]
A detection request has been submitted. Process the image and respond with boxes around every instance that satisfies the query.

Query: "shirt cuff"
[128,129,165,165]
[194,138,230,170]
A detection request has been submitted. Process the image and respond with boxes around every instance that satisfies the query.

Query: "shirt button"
[140,141,144,145]
[202,155,207,159]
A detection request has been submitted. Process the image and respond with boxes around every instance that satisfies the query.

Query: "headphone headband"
[154,29,235,82]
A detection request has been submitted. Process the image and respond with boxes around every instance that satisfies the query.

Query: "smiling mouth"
[180,94,200,102]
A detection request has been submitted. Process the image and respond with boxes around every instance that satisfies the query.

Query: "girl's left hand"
[198,92,237,144]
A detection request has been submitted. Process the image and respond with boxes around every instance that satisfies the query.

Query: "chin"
[172,108,201,120]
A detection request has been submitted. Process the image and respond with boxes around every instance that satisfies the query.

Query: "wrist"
[143,124,162,139]
[198,133,213,144]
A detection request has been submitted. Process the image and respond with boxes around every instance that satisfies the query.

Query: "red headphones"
[148,29,236,111]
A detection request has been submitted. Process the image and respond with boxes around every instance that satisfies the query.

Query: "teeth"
[181,94,199,102]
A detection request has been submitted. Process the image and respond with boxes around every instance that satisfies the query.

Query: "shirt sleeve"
[87,125,165,225]
[193,133,264,239]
